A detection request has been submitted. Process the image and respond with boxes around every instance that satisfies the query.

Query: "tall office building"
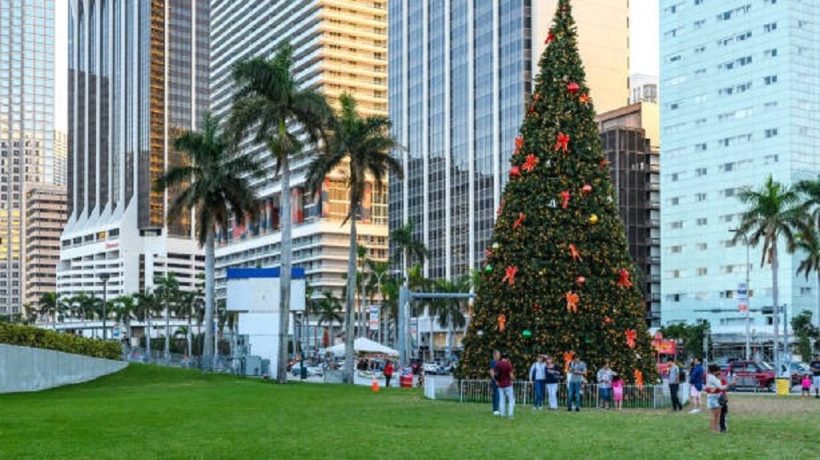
[59,0,209,299]
[0,0,56,315]
[210,1,389,300]
[25,184,67,305]
[630,73,658,104]
[53,130,67,186]
[597,102,662,327]
[660,1,819,338]
[387,0,629,280]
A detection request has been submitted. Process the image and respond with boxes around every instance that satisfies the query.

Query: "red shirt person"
[383,361,394,388]
[494,356,516,417]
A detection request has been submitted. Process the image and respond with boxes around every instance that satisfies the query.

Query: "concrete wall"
[0,344,127,394]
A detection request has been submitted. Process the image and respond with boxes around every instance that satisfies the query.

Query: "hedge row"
[0,323,122,360]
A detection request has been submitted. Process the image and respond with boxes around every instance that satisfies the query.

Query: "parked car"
[780,362,810,386]
[422,362,439,375]
[722,360,776,392]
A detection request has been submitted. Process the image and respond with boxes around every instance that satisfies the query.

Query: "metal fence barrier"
[427,379,690,409]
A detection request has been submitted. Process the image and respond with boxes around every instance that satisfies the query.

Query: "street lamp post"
[731,229,751,361]
[99,273,110,340]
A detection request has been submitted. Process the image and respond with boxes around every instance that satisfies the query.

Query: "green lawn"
[1,365,817,459]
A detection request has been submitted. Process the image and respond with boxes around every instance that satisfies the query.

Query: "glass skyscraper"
[660,1,820,337]
[388,0,629,280]
[59,0,209,300]
[0,0,55,315]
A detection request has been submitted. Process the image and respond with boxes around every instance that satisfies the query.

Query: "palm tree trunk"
[146,313,152,360]
[277,151,293,384]
[203,229,216,369]
[771,240,780,372]
[187,310,193,359]
[164,299,171,361]
[344,212,359,384]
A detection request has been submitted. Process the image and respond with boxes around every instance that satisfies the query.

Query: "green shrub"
[0,323,122,360]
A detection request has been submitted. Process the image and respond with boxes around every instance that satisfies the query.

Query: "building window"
[764,75,778,85]
[696,243,708,251]
[696,193,707,202]
[671,221,684,230]
[765,128,779,138]
[696,218,708,226]
[695,167,707,176]
[696,268,708,276]
[724,188,736,197]
[764,48,778,58]
[670,245,683,254]
[670,197,680,206]
[764,22,777,32]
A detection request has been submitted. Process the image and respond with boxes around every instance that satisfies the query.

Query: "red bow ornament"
[625,329,637,349]
[497,314,507,332]
[569,243,582,262]
[634,369,645,388]
[554,132,570,153]
[513,212,526,229]
[560,190,571,209]
[618,268,633,288]
[502,266,518,287]
[579,93,591,105]
[514,136,524,155]
[546,31,555,44]
[522,154,539,173]
[566,291,579,313]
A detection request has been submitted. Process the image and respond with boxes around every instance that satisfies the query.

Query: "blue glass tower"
[660,1,820,339]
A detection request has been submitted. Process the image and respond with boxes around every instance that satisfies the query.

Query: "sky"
[52,0,660,133]
[630,0,661,76]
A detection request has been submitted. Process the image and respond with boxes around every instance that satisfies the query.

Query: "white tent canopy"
[326,338,399,357]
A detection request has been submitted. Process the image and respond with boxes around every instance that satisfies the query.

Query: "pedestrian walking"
[490,350,501,415]
[689,358,704,413]
[383,360,394,388]
[811,354,820,399]
[529,355,547,410]
[668,361,683,411]
[567,355,587,412]
[495,354,516,418]
[544,355,561,410]
[705,364,727,433]
[612,375,624,410]
[596,362,614,409]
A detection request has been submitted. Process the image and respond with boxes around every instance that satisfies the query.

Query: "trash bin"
[400,374,413,388]
[776,377,790,396]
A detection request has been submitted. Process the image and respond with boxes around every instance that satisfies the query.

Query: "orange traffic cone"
[371,378,380,393]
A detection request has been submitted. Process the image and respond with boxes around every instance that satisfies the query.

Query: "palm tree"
[112,295,136,343]
[154,113,261,370]
[135,291,161,359]
[795,177,820,227]
[306,93,403,383]
[177,290,202,358]
[390,220,428,282]
[791,230,820,329]
[365,259,390,341]
[229,45,332,383]
[37,292,60,330]
[734,175,807,368]
[316,292,343,349]
[429,276,471,361]
[154,274,181,360]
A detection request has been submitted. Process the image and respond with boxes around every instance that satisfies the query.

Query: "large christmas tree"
[458,0,655,384]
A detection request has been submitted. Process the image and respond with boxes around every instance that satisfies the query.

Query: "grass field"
[1,365,817,459]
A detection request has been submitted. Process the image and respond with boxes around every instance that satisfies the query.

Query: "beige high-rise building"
[210,1,389,310]
[25,184,67,305]
[534,0,630,113]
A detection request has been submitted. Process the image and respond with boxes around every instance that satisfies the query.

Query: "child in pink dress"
[802,374,812,397]
[612,375,624,410]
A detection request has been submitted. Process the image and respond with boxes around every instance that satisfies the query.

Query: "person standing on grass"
[495,354,516,418]
[668,361,683,412]
[705,364,727,433]
[383,360,394,388]
[689,358,704,413]
[801,374,811,397]
[596,362,614,409]
[612,374,624,410]
[567,355,587,412]
[718,370,733,433]
[811,355,820,399]
[490,350,501,415]
[529,355,547,410]
[544,355,561,410]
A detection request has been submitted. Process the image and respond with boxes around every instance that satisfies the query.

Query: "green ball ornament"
[485,264,493,273]
[522,329,532,338]
[492,243,500,250]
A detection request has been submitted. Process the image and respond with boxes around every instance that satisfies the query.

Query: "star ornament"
[522,154,539,173]
[579,93,591,105]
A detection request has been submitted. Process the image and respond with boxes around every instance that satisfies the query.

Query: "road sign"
[368,306,379,331]
[736,282,748,301]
